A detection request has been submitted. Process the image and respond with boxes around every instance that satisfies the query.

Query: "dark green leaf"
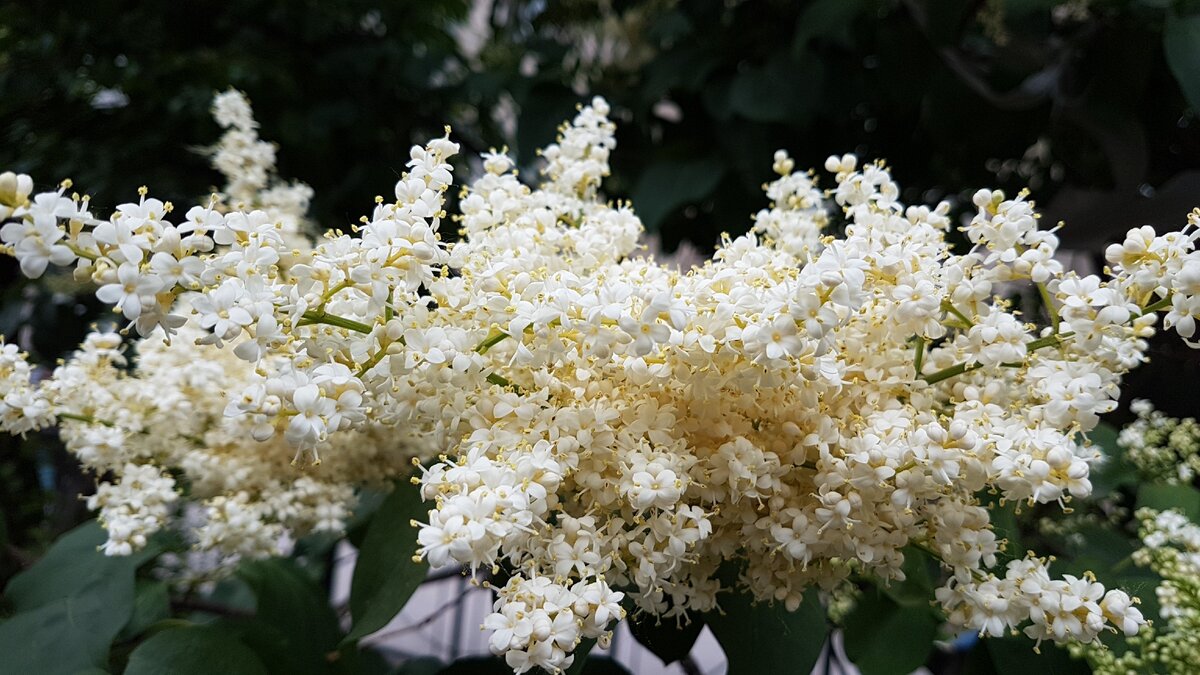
[436,657,512,674]
[879,546,936,608]
[118,579,171,640]
[627,613,703,665]
[6,520,128,610]
[344,478,430,643]
[1088,422,1137,495]
[728,55,824,124]
[395,656,445,675]
[0,520,141,674]
[706,588,828,674]
[1166,9,1200,112]
[1137,483,1200,521]
[792,0,866,54]
[984,636,1089,675]
[125,626,270,675]
[235,558,346,674]
[0,598,122,675]
[631,159,725,230]
[843,590,938,675]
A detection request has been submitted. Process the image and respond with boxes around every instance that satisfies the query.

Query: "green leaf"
[0,598,124,675]
[435,657,512,674]
[1166,9,1200,112]
[1088,421,1137,495]
[627,613,703,665]
[1137,483,1200,521]
[706,588,828,674]
[728,54,824,124]
[344,478,430,643]
[235,558,347,674]
[6,520,128,610]
[125,626,270,675]
[792,0,866,54]
[879,546,936,608]
[395,656,445,675]
[118,579,171,640]
[631,159,725,231]
[984,636,1089,675]
[0,520,142,674]
[843,590,938,675]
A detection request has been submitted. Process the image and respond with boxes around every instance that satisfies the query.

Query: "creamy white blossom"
[4,91,1200,671]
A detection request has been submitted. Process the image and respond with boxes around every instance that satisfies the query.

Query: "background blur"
[4,0,1200,600]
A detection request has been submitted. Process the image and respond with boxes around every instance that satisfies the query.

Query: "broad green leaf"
[0,520,141,673]
[627,612,703,665]
[6,520,122,610]
[118,579,171,640]
[344,478,430,643]
[235,558,347,674]
[706,588,828,674]
[792,0,866,54]
[1088,421,1138,495]
[435,657,512,674]
[631,159,725,231]
[843,590,938,675]
[1166,9,1200,112]
[125,626,270,675]
[984,635,1089,675]
[728,54,824,124]
[879,546,936,608]
[1137,483,1200,522]
[395,656,445,675]
[0,598,123,675]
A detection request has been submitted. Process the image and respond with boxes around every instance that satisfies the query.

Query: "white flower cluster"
[1118,399,1200,483]
[1076,508,1200,673]
[483,575,625,674]
[209,89,313,233]
[86,462,179,556]
[937,556,1143,646]
[0,342,54,434]
[9,321,406,574]
[3,91,1199,671]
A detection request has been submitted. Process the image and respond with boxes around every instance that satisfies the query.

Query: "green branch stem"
[57,411,114,427]
[299,310,373,334]
[1139,294,1173,316]
[475,328,511,354]
[1036,282,1060,332]
[920,331,1075,385]
[941,300,975,328]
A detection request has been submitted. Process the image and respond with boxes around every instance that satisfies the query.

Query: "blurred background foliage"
[4,0,1200,589]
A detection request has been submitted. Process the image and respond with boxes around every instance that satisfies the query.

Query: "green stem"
[58,412,114,427]
[1036,282,1060,332]
[920,331,1075,385]
[475,328,511,354]
[355,348,390,378]
[299,310,373,334]
[1139,294,1173,316]
[66,243,98,261]
[912,336,926,375]
[318,280,353,307]
[486,372,515,388]
[941,300,975,328]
